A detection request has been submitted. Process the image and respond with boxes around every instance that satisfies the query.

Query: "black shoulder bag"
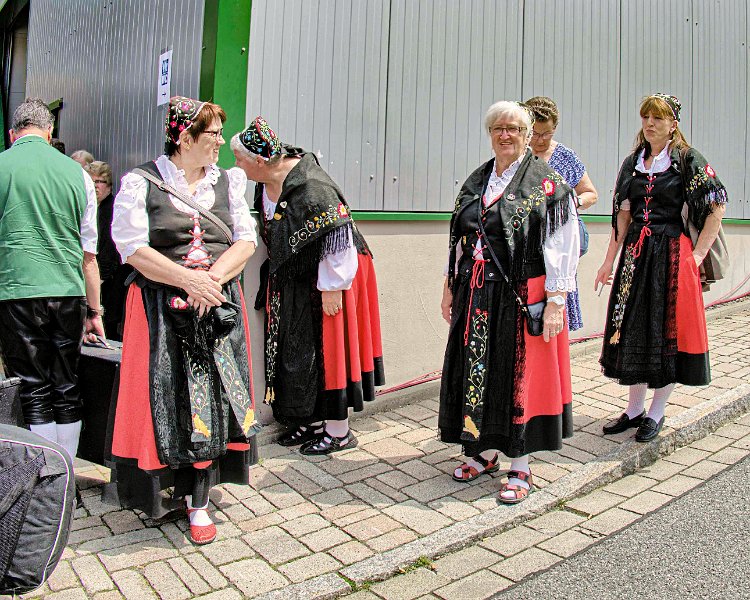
[476,201,545,337]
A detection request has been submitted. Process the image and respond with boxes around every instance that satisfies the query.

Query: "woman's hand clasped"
[181,269,225,317]
[543,302,565,343]
[322,290,344,317]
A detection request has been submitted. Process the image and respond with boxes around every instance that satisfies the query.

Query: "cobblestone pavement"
[10,303,750,600]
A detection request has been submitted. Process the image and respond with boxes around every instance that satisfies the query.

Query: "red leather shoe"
[186,507,217,545]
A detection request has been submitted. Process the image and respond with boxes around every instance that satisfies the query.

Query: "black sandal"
[300,431,358,455]
[277,423,325,447]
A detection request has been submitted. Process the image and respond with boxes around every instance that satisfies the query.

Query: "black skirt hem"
[601,351,711,389]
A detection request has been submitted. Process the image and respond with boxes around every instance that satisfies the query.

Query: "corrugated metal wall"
[246,0,749,218]
[25,0,204,187]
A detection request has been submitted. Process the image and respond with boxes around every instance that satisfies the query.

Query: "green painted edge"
[200,0,251,169]
[47,98,63,111]
[350,211,750,224]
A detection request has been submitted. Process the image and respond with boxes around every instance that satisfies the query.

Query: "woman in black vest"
[440,101,579,504]
[110,96,259,544]
[596,94,727,442]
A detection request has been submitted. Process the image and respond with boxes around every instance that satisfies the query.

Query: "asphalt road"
[496,456,750,600]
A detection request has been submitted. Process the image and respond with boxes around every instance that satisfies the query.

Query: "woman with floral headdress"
[230,117,384,455]
[109,96,260,544]
[439,101,579,504]
[596,94,727,442]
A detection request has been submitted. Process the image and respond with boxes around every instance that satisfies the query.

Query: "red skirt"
[111,284,255,471]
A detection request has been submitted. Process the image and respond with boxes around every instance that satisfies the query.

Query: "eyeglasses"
[531,130,555,140]
[203,129,224,141]
[92,179,109,185]
[490,125,527,136]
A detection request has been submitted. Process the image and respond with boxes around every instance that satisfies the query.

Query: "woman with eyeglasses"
[108,96,260,544]
[596,94,727,442]
[524,96,598,332]
[439,101,580,504]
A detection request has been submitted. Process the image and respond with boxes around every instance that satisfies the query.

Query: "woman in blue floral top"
[525,96,598,331]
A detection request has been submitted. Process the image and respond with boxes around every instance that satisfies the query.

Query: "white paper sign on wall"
[157,50,173,106]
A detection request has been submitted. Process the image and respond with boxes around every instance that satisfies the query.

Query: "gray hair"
[484,101,533,140]
[229,132,281,164]
[71,150,95,165]
[11,97,54,132]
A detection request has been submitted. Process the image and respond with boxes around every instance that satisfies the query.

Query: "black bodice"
[628,168,684,236]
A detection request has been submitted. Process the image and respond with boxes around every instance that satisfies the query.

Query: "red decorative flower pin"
[542,178,556,196]
[704,165,716,178]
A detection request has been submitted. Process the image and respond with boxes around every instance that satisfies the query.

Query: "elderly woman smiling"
[439,101,580,504]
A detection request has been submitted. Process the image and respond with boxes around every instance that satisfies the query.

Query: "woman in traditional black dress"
[596,94,727,442]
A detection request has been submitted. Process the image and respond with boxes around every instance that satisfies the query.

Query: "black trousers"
[0,297,86,425]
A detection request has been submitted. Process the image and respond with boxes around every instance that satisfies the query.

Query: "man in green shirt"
[0,98,104,488]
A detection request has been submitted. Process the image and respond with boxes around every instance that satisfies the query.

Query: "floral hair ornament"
[166,96,206,144]
[239,116,282,159]
[651,93,682,121]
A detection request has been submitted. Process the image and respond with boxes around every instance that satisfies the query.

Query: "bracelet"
[86,305,104,318]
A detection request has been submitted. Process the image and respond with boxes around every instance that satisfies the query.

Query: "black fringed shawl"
[612,145,728,238]
[447,150,574,288]
[253,151,367,283]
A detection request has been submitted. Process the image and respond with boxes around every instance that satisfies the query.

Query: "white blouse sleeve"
[226,167,258,245]
[317,228,359,291]
[543,194,580,292]
[79,170,98,254]
[112,172,150,262]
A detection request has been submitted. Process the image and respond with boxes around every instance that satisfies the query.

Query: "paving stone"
[397,460,445,481]
[317,449,378,476]
[397,428,438,445]
[248,466,283,490]
[310,487,354,508]
[711,445,750,464]
[525,509,587,535]
[300,526,353,552]
[259,483,306,509]
[322,503,377,526]
[579,507,642,536]
[367,477,410,502]
[244,525,310,564]
[102,510,145,535]
[479,525,550,557]
[376,469,420,490]
[272,466,322,496]
[142,562,191,600]
[688,433,735,452]
[111,570,158,600]
[193,590,243,600]
[348,482,399,508]
[538,529,598,557]
[432,545,501,580]
[275,501,321,522]
[619,490,674,515]
[434,571,513,599]
[98,537,178,571]
[564,489,623,516]
[47,561,80,591]
[338,462,392,484]
[158,522,195,553]
[242,493,278,517]
[166,557,212,596]
[76,527,164,554]
[603,474,658,497]
[734,434,750,450]
[184,553,228,589]
[71,555,115,594]
[427,496,481,522]
[402,476,466,503]
[383,500,453,535]
[343,514,402,541]
[277,552,342,583]
[92,591,125,600]
[361,438,425,465]
[370,568,451,600]
[677,458,730,480]
[44,589,89,600]
[280,513,331,537]
[219,558,289,597]
[328,540,375,565]
[71,515,105,532]
[197,537,255,566]
[222,481,260,500]
[664,446,712,466]
[68,525,112,545]
[393,404,438,422]
[489,547,561,582]
[366,527,419,552]
[639,458,686,481]
[220,502,255,522]
[651,474,704,496]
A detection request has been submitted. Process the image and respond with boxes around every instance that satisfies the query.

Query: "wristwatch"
[546,295,565,306]
[86,305,105,318]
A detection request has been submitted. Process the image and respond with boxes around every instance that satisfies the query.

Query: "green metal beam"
[200,0,251,168]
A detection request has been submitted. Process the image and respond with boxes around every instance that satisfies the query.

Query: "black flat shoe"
[603,411,646,435]
[277,424,325,447]
[635,416,665,442]
[300,431,358,455]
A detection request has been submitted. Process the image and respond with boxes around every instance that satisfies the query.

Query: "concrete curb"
[255,382,750,599]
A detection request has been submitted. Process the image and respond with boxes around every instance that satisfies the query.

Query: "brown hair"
[87,160,112,186]
[524,96,559,127]
[635,95,690,156]
[164,102,227,156]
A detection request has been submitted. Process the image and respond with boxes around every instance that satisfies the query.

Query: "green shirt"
[0,135,88,300]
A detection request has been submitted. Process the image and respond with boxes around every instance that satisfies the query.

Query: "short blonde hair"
[87,160,112,186]
[71,150,94,165]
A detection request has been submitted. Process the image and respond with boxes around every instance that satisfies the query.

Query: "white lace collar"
[155,155,221,192]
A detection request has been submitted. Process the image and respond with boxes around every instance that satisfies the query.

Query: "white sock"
[30,422,58,444]
[647,384,674,422]
[56,421,82,462]
[625,384,648,419]
[325,418,349,438]
[454,449,497,479]
[186,495,213,526]
[506,455,531,490]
